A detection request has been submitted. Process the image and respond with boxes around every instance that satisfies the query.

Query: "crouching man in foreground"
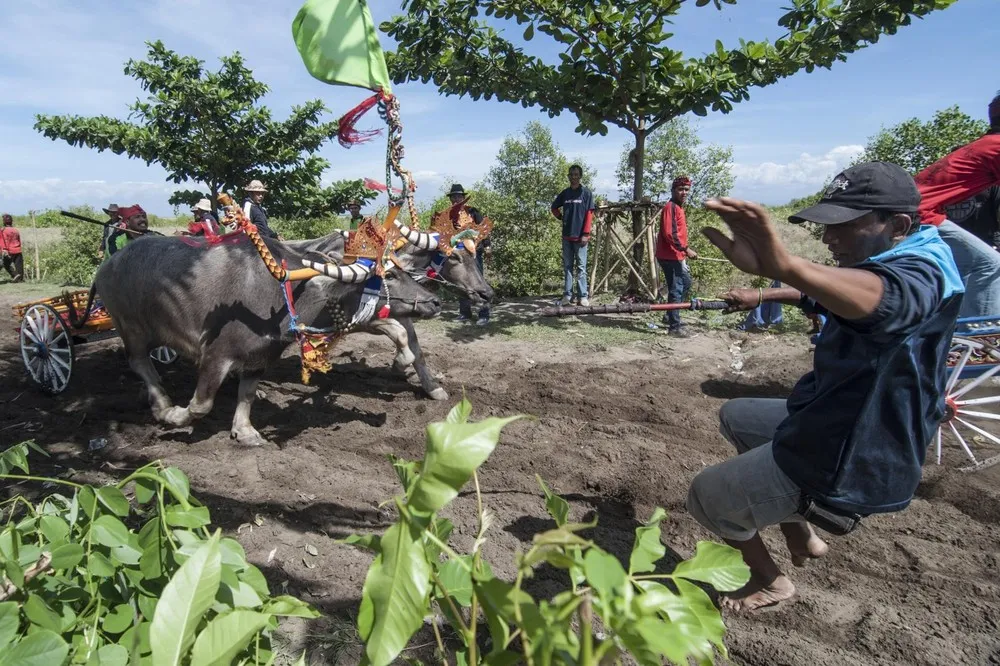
[687,162,964,612]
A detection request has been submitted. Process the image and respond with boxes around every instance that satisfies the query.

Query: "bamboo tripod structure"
[588,201,663,301]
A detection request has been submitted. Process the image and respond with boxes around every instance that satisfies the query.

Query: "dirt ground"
[2,285,999,665]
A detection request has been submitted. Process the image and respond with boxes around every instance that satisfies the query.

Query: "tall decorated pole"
[292,0,419,227]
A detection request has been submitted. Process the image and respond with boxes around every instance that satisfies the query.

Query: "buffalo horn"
[300,259,373,283]
[396,221,439,250]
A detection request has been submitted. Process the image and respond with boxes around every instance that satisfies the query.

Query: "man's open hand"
[718,288,761,313]
[702,198,795,281]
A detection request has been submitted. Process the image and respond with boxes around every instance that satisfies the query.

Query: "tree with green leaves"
[34,40,375,218]
[381,0,957,288]
[854,105,990,174]
[617,117,733,206]
[473,121,595,295]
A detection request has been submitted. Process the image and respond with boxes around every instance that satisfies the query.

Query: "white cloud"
[733,145,863,188]
[0,179,178,215]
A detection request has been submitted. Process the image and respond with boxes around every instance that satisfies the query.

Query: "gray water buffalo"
[290,220,493,400]
[88,233,441,445]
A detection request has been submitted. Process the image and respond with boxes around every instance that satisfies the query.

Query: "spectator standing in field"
[187,199,220,236]
[0,214,24,282]
[914,91,1000,317]
[242,180,279,239]
[446,184,492,326]
[346,199,365,231]
[551,164,594,306]
[655,176,699,337]
[693,162,964,613]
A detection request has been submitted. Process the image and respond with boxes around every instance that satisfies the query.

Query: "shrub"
[0,441,318,665]
[341,400,750,665]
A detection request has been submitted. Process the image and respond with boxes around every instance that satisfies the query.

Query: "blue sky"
[0,0,996,216]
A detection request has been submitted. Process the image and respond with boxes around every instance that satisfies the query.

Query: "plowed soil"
[2,287,999,665]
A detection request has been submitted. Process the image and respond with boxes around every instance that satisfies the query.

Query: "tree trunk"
[210,183,220,215]
[628,125,646,293]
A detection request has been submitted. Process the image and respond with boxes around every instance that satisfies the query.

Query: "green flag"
[292,0,392,94]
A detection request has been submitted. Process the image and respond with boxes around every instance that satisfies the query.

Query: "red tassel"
[377,304,391,319]
[426,268,438,280]
[337,92,384,148]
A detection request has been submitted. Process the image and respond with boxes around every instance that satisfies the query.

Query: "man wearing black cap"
[686,162,964,612]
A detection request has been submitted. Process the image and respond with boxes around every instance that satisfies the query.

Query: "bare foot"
[781,524,830,567]
[721,575,796,613]
[789,534,829,567]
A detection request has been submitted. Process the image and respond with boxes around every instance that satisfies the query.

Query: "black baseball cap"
[789,162,920,225]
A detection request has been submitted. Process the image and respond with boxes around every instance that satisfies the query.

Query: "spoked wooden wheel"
[19,304,74,394]
[150,346,178,364]
[938,336,1000,471]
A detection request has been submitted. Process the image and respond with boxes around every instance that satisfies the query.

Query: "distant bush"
[270,216,341,241]
[9,206,185,229]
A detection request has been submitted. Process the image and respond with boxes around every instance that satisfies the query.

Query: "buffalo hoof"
[161,406,194,428]
[394,348,416,368]
[231,428,269,447]
[428,387,449,401]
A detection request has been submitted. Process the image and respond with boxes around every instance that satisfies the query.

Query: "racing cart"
[13,290,176,395]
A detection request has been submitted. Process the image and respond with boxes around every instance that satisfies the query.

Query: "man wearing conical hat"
[242,180,279,239]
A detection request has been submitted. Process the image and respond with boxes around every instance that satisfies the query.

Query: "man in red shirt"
[0,214,23,283]
[914,92,1000,317]
[655,176,699,336]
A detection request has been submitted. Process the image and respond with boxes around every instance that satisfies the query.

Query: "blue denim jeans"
[658,259,692,330]
[458,249,490,320]
[740,279,784,330]
[937,221,1000,319]
[562,239,589,300]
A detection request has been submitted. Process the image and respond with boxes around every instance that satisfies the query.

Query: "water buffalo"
[93,233,441,445]
[290,220,493,401]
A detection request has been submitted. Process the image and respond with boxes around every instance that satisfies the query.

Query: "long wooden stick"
[31,210,40,281]
[538,299,730,317]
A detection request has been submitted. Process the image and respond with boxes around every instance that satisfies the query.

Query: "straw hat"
[245,180,268,193]
[192,198,212,212]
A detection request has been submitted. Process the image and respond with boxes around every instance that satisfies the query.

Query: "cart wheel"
[938,336,1000,471]
[19,304,74,395]
[150,346,178,364]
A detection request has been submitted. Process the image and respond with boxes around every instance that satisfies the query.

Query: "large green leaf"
[189,609,269,666]
[473,576,545,643]
[407,416,524,513]
[38,515,70,543]
[97,644,129,666]
[582,548,627,608]
[48,543,84,571]
[96,487,130,517]
[445,398,472,423]
[0,602,18,649]
[357,520,432,666]
[164,506,210,529]
[262,596,321,619]
[536,475,569,527]
[160,468,190,503]
[91,515,130,548]
[23,594,62,632]
[634,580,724,660]
[629,507,667,574]
[671,541,750,592]
[436,557,473,606]
[150,531,222,666]
[0,629,69,666]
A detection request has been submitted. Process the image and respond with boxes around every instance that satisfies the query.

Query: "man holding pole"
[687,162,963,612]
[655,176,699,337]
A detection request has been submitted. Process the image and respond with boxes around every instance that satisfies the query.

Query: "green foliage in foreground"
[342,399,751,665]
[0,442,318,665]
